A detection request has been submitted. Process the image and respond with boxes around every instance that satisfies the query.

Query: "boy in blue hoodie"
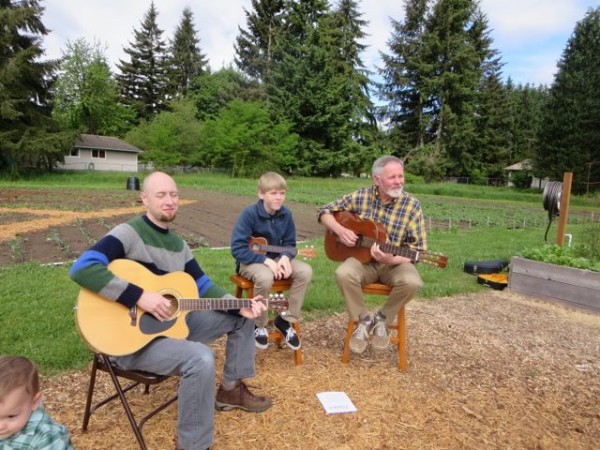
[231,172,313,350]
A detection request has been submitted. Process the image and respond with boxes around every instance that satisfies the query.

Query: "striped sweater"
[69,215,227,309]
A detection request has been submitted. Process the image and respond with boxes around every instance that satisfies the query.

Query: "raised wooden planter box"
[508,257,600,314]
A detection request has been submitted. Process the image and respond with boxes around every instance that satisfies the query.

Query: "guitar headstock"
[420,251,448,269]
[266,293,289,311]
[298,246,317,260]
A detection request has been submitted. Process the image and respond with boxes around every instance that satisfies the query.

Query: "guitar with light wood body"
[75,259,288,356]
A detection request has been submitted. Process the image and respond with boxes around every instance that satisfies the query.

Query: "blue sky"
[41,0,598,87]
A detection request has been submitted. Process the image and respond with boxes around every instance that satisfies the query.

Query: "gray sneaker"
[371,312,390,350]
[349,315,371,354]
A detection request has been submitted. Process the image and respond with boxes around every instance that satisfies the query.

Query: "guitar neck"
[255,244,298,257]
[358,236,418,262]
[179,298,255,311]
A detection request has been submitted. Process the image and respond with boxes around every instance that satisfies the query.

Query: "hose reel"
[542,181,562,241]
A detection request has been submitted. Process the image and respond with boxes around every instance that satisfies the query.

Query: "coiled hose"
[542,181,562,241]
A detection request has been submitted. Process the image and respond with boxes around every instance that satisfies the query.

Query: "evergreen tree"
[329,0,377,176]
[537,7,600,193]
[266,0,374,176]
[471,11,512,182]
[53,38,135,136]
[506,80,548,171]
[0,0,72,173]
[380,0,501,180]
[267,0,332,175]
[168,7,208,98]
[378,0,430,155]
[234,0,285,82]
[116,1,169,121]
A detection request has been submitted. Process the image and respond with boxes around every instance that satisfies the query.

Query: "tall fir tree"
[234,0,285,83]
[267,0,332,175]
[330,0,377,175]
[116,1,169,121]
[506,80,548,172]
[537,7,600,193]
[378,0,430,154]
[471,9,512,181]
[0,0,73,173]
[380,0,502,180]
[167,7,208,98]
[266,0,374,176]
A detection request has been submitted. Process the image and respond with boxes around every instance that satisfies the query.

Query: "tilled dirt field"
[1,186,599,449]
[0,187,323,266]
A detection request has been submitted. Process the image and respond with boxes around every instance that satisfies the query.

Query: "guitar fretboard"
[358,236,418,263]
[178,298,254,311]
[255,244,298,256]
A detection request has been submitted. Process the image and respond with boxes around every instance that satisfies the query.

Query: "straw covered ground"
[42,290,600,450]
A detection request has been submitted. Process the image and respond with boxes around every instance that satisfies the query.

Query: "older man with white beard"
[318,155,427,354]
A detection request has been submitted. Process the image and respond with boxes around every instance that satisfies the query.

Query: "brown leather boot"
[215,381,272,413]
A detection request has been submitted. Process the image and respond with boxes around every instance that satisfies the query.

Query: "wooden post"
[556,172,573,246]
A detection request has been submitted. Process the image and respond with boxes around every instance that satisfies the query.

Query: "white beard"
[385,187,403,198]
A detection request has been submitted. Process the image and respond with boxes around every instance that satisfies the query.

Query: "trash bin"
[126,176,140,191]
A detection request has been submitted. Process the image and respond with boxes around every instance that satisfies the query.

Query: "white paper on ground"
[316,391,357,414]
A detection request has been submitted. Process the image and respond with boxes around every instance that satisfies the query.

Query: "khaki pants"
[335,257,423,322]
[239,259,313,327]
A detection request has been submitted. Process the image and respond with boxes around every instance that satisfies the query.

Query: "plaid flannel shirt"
[317,185,427,251]
[0,404,73,450]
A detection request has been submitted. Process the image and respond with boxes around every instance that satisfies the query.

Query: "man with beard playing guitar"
[318,156,427,355]
[70,171,271,450]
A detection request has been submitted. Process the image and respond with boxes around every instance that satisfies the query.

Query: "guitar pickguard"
[139,313,178,335]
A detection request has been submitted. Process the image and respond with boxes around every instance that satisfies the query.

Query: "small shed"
[505,159,549,189]
[59,134,143,172]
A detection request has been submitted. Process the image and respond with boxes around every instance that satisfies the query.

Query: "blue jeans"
[113,310,256,450]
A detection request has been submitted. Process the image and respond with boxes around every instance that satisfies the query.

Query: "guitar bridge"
[128,307,138,326]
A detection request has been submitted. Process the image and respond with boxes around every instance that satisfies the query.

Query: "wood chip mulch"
[42,291,600,450]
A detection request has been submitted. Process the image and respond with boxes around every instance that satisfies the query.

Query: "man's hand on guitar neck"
[137,292,174,322]
[239,296,267,319]
[371,243,412,266]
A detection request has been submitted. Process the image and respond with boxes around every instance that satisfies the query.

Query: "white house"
[505,159,549,189]
[58,134,143,172]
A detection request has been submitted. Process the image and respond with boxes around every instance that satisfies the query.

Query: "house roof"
[504,159,532,171]
[75,134,143,154]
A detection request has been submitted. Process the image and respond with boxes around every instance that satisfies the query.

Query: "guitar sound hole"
[164,294,180,318]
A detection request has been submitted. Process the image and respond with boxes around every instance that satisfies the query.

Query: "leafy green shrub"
[520,242,600,272]
[512,171,533,189]
[572,222,600,262]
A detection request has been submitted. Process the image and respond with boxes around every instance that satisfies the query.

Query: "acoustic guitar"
[75,259,289,356]
[324,211,448,268]
[249,236,316,260]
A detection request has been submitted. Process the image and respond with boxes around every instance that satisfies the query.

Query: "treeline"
[1,0,599,192]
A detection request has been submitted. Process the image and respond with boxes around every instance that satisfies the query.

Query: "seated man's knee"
[254,271,275,288]
[182,344,215,377]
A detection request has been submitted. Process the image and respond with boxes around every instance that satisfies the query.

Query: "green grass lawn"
[0,171,598,374]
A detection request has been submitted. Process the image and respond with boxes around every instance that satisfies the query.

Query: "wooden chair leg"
[341,321,356,364]
[397,306,407,372]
